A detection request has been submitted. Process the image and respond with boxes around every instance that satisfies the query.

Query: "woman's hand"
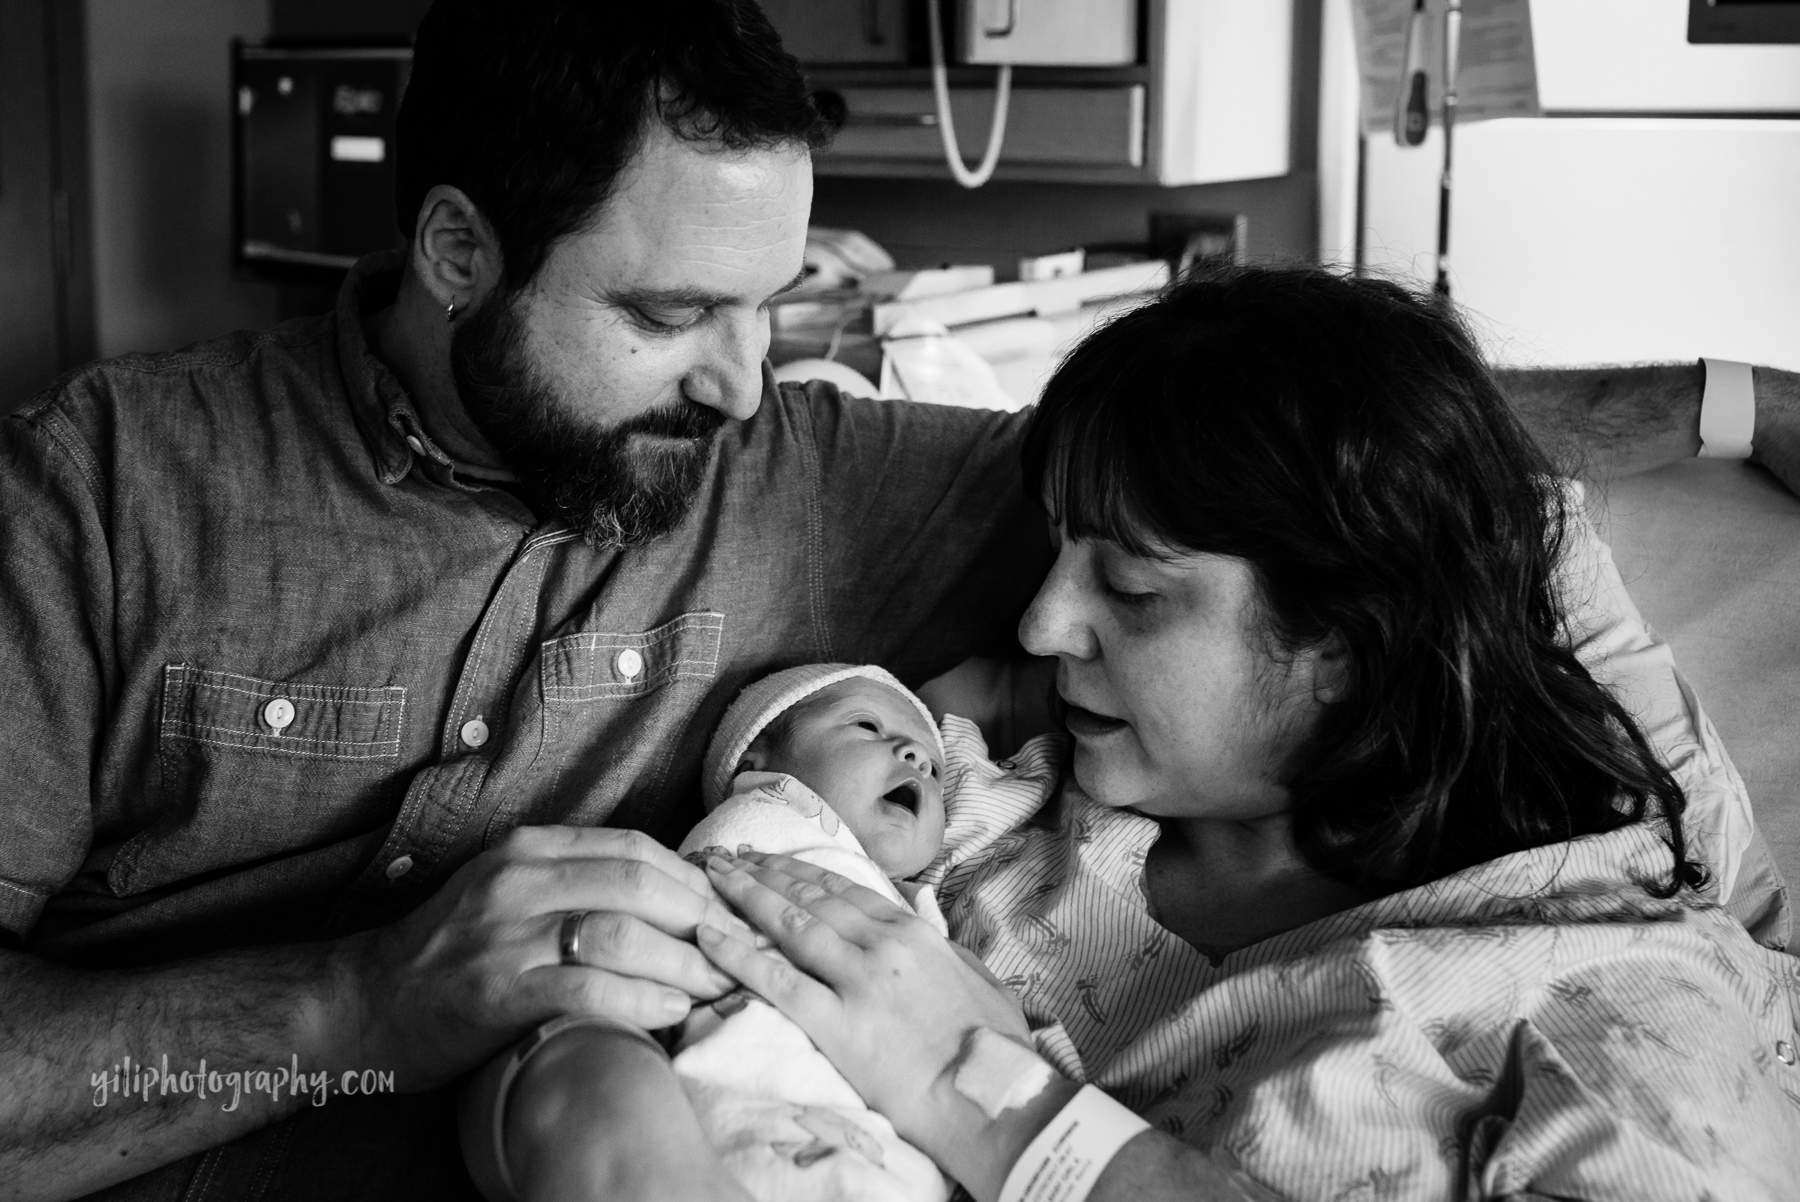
[696,850,1075,1200]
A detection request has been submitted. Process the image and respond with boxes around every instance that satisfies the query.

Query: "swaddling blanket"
[671,772,952,1202]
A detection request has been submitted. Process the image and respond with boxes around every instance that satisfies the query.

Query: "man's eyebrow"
[613,268,810,312]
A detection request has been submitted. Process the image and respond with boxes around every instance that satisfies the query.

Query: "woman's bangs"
[1036,396,1165,557]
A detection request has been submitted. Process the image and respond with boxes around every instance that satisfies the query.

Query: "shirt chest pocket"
[120,665,410,895]
[522,611,724,829]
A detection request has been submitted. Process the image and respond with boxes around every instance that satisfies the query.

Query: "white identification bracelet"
[1699,357,1755,459]
[997,1084,1151,1202]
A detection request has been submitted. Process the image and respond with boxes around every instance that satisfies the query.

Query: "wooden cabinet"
[825,85,1146,168]
[796,0,1295,186]
[757,0,910,64]
[0,0,94,413]
[961,0,1137,66]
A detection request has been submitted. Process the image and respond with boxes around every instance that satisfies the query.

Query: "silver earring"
[446,300,459,322]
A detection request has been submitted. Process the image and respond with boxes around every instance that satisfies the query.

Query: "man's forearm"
[1498,362,1800,491]
[0,941,365,1202]
[1497,363,1703,480]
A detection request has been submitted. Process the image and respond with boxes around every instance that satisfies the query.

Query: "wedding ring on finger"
[559,910,592,967]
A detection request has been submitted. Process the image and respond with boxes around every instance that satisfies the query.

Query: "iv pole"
[1435,0,1463,297]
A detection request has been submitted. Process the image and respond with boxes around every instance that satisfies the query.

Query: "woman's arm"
[695,850,1278,1202]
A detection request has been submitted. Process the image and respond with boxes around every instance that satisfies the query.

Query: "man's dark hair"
[1023,264,1704,899]
[396,0,833,289]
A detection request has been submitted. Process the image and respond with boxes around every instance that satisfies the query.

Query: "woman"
[699,266,1800,1201]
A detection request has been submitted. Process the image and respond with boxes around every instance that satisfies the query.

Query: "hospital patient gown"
[921,717,1800,1202]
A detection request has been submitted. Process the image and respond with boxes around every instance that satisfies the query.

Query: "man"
[0,2,1793,1199]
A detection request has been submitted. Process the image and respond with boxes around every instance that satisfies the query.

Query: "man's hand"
[341,825,746,1092]
[1751,366,1800,496]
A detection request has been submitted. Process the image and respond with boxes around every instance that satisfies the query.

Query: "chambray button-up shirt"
[0,251,1047,964]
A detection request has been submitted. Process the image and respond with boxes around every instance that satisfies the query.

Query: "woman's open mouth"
[1064,704,1129,739]
[882,780,922,813]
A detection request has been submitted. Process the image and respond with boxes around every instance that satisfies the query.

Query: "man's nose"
[682,311,768,422]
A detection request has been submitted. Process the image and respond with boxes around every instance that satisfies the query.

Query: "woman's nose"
[1019,551,1098,661]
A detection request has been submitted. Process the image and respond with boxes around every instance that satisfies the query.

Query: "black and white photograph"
[1,1,1798,1199]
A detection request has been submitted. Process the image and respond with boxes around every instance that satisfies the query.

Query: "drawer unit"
[756,0,909,64]
[822,85,1146,168]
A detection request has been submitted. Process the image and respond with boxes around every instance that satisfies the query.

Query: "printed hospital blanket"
[671,771,952,1202]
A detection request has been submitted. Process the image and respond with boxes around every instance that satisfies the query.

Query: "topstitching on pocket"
[159,664,407,761]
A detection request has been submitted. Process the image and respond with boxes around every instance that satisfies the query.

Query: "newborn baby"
[669,663,954,1202]
[683,662,949,924]
[465,663,1071,1202]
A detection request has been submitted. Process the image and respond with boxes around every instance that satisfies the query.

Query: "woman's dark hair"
[1023,264,1702,897]
[396,0,834,290]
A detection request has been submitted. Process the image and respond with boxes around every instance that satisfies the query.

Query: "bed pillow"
[1582,461,1800,952]
[1542,479,1786,946]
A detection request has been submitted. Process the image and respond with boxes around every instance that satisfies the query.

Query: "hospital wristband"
[1698,358,1755,459]
[996,1084,1151,1202]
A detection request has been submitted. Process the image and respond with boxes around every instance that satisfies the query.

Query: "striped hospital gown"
[920,716,1800,1201]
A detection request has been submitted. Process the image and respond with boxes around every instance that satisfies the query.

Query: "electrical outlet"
[1148,213,1249,276]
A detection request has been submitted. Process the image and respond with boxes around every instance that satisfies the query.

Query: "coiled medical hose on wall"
[927,0,1012,188]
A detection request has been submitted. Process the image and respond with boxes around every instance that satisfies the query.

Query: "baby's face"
[753,678,945,879]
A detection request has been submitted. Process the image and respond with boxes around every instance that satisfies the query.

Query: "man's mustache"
[618,398,728,442]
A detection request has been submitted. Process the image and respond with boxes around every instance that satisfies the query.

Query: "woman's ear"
[1310,632,1351,705]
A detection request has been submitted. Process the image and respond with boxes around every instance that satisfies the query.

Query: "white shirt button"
[263,697,295,733]
[384,855,414,881]
[460,718,490,749]
[615,648,644,680]
[405,435,425,455]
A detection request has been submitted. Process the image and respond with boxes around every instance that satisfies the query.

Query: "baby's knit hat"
[702,663,944,810]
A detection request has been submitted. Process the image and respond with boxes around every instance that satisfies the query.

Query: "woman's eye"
[1103,579,1156,606]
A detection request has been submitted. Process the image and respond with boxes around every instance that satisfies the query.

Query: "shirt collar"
[334,249,453,487]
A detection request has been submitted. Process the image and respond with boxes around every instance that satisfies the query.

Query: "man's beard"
[449,290,727,548]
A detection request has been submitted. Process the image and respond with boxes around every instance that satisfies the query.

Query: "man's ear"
[409,184,504,314]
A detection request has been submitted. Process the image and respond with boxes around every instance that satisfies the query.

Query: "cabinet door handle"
[981,0,1017,38]
[846,111,940,127]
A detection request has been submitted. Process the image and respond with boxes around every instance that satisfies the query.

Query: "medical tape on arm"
[950,1026,1057,1118]
[1699,358,1755,459]
[997,1084,1151,1202]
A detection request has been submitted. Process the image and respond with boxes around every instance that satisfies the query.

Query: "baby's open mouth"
[882,780,922,813]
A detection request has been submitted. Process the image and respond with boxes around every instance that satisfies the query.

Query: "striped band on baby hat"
[701,664,944,810]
